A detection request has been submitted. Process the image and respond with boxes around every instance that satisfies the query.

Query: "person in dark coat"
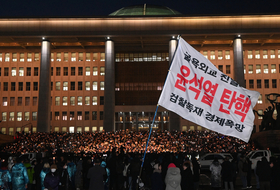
[181,162,193,190]
[221,156,234,190]
[191,155,200,190]
[44,164,60,190]
[246,157,252,188]
[87,158,106,190]
[210,158,222,190]
[256,157,271,190]
[59,162,74,190]
[151,163,164,190]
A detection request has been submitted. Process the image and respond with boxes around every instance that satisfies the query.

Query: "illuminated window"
[92,126,97,132]
[86,53,90,61]
[2,97,7,106]
[62,127,67,132]
[0,53,2,62]
[77,127,82,133]
[85,67,90,76]
[218,50,223,60]
[17,112,22,121]
[182,126,187,131]
[70,112,75,120]
[85,96,90,105]
[270,50,275,59]
[278,50,280,58]
[100,82,105,90]
[263,50,268,59]
[92,96,97,105]
[51,53,54,62]
[12,53,17,62]
[210,51,215,60]
[63,82,68,91]
[248,65,253,74]
[258,110,263,119]
[54,127,59,132]
[27,53,32,62]
[9,112,14,121]
[62,97,67,106]
[11,67,16,76]
[64,52,68,62]
[271,64,276,73]
[92,82,98,90]
[77,112,82,120]
[70,97,75,106]
[203,51,208,59]
[100,53,105,61]
[256,65,261,74]
[85,82,90,91]
[85,126,89,132]
[71,53,76,61]
[2,112,7,121]
[8,128,14,135]
[263,64,268,74]
[55,112,59,120]
[225,50,230,59]
[1,128,6,134]
[100,67,105,75]
[255,50,260,59]
[34,53,39,61]
[93,67,98,76]
[56,53,61,61]
[77,96,82,105]
[55,97,60,106]
[55,82,61,91]
[5,53,10,62]
[99,126,103,132]
[62,112,67,120]
[93,53,98,61]
[20,53,24,62]
[19,67,24,76]
[78,53,83,61]
[25,112,29,121]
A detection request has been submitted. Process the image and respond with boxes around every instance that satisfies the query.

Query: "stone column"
[168,37,181,131]
[233,36,245,87]
[37,40,51,132]
[103,38,115,131]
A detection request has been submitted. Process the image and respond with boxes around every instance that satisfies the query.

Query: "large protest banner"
[158,38,260,142]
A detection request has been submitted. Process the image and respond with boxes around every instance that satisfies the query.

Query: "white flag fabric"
[158,38,260,142]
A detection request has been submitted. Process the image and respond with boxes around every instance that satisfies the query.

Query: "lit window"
[263,64,268,74]
[218,50,223,60]
[92,82,98,90]
[210,51,215,60]
[71,53,76,61]
[64,52,68,62]
[85,96,90,105]
[9,112,14,121]
[63,82,68,91]
[278,50,280,58]
[11,67,16,76]
[62,97,67,106]
[5,53,10,62]
[70,112,75,120]
[256,65,261,74]
[56,82,61,91]
[62,112,67,120]
[100,53,105,61]
[51,53,54,62]
[86,53,90,61]
[19,67,24,76]
[20,53,24,62]
[78,53,83,61]
[93,67,98,76]
[1,128,6,134]
[258,110,263,119]
[270,50,275,59]
[56,53,61,61]
[17,112,22,121]
[27,53,32,62]
[263,50,268,59]
[0,53,2,62]
[25,112,29,121]
[77,112,82,120]
[85,82,90,91]
[100,67,105,75]
[203,51,208,59]
[85,127,89,132]
[100,82,105,90]
[12,53,17,62]
[248,65,253,74]
[271,64,276,73]
[92,96,97,105]
[244,65,246,74]
[93,53,98,61]
[54,127,59,132]
[70,97,75,106]
[8,128,13,135]
[77,96,82,105]
[85,67,90,76]
[255,50,260,59]
[92,126,97,132]
[55,97,60,106]
[2,97,7,106]
[34,53,39,61]
[2,112,7,121]
[77,127,82,133]
[62,127,67,132]
[225,50,230,59]
[55,112,60,121]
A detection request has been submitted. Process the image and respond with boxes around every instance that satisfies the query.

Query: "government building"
[0,5,279,135]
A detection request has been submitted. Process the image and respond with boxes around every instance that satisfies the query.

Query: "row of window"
[0,81,105,91]
[247,79,278,89]
[257,94,280,105]
[2,96,104,107]
[1,111,103,122]
[0,66,105,77]
[245,64,278,74]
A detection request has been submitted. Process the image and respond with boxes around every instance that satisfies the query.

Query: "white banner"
[158,38,260,142]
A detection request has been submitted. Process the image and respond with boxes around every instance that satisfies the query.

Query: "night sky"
[0,0,280,17]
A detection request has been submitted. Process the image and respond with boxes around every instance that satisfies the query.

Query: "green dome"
[109,4,182,16]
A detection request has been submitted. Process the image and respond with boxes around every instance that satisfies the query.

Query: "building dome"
[109,4,182,16]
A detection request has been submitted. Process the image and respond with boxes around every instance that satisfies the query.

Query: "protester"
[23,158,34,190]
[221,156,234,190]
[191,155,200,190]
[165,163,181,190]
[44,164,60,190]
[256,157,271,190]
[11,157,29,190]
[210,158,222,190]
[40,163,50,190]
[181,162,193,190]
[87,158,106,190]
[151,163,164,190]
[238,155,248,190]
[60,162,74,190]
[0,161,11,190]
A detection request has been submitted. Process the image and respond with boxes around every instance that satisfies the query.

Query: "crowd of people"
[0,130,256,156]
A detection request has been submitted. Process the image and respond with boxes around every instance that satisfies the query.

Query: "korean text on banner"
[158,38,260,142]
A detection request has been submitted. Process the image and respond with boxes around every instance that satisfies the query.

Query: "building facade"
[0,5,280,135]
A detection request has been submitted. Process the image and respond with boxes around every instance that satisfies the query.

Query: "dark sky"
[0,0,280,17]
